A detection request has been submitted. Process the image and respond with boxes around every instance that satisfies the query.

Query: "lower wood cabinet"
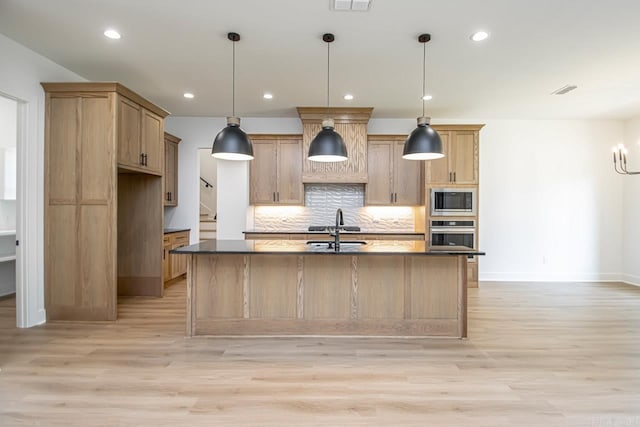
[164,230,190,282]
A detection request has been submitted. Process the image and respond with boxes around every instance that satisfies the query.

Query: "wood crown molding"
[296,107,374,124]
[248,134,303,140]
[431,124,485,132]
[41,82,170,118]
[164,132,182,144]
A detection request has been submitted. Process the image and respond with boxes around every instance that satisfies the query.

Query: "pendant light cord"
[232,39,236,117]
[422,40,426,118]
[327,40,330,110]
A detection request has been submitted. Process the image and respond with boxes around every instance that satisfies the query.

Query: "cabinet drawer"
[173,234,189,244]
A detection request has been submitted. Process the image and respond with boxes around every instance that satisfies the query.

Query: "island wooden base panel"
[194,319,460,337]
[2,280,640,426]
[188,254,467,338]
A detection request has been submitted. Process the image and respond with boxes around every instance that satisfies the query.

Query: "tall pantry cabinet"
[42,83,169,321]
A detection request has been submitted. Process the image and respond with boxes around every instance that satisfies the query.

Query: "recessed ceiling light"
[183,92,195,99]
[343,94,354,100]
[470,31,489,42]
[422,94,433,101]
[263,93,273,99]
[103,29,121,40]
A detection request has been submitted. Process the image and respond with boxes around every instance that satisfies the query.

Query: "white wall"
[622,117,640,285]
[0,33,86,326]
[478,120,624,282]
[164,117,301,242]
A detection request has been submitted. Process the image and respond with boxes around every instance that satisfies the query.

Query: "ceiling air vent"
[332,0,371,11]
[551,84,578,95]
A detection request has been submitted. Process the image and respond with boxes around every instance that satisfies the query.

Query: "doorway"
[198,149,217,241]
[0,95,18,316]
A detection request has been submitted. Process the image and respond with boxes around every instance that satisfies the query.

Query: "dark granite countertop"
[164,228,191,234]
[171,239,484,256]
[243,230,426,235]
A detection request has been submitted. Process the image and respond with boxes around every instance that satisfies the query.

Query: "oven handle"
[430,228,475,233]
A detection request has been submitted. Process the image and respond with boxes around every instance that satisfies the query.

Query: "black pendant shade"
[403,33,444,161]
[308,119,348,162]
[211,32,253,161]
[402,117,444,160]
[212,117,253,161]
[308,33,347,163]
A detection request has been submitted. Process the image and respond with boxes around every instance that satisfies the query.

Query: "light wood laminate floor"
[1,281,639,426]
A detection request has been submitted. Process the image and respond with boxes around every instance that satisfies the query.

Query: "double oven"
[429,188,477,260]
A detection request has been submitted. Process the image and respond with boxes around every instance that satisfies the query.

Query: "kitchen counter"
[243,230,426,241]
[173,239,483,338]
[243,230,425,236]
[164,228,191,234]
[172,239,483,256]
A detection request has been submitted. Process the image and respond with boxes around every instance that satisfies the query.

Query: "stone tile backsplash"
[253,184,419,232]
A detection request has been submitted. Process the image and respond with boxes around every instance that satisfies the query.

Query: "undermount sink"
[306,240,367,248]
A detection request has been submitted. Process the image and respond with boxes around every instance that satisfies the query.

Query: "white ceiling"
[1,0,640,120]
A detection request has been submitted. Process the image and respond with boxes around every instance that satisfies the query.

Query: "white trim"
[479,272,623,282]
[3,92,46,328]
[621,274,640,287]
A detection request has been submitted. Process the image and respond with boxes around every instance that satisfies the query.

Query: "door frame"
[1,91,30,328]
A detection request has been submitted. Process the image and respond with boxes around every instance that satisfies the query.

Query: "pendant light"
[403,33,444,160]
[212,32,253,161]
[308,33,348,162]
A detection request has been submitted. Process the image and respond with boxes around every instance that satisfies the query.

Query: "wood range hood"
[297,107,373,183]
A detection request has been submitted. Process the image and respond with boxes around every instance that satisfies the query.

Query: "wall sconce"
[613,144,639,175]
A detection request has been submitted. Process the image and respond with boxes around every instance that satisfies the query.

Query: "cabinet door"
[365,141,393,205]
[394,141,423,205]
[425,131,451,184]
[118,97,142,169]
[276,139,303,204]
[141,109,163,174]
[249,141,278,204]
[163,242,171,281]
[46,94,117,320]
[164,140,177,206]
[450,131,477,184]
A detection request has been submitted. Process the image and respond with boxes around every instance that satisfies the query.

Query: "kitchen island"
[172,240,484,338]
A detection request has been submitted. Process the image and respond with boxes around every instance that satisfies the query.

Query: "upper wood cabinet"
[117,94,166,175]
[366,136,423,206]
[42,82,169,321]
[249,135,303,205]
[164,132,180,206]
[297,107,373,183]
[425,126,483,185]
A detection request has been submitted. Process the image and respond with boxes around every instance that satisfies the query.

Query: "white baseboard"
[479,272,623,282]
[621,274,640,287]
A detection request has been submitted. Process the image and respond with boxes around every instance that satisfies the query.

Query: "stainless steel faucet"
[334,208,344,251]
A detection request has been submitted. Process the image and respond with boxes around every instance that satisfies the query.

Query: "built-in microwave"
[430,188,476,216]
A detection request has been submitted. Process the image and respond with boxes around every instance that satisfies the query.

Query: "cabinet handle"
[140,153,145,166]
[390,193,393,203]
[166,192,169,201]
[273,192,276,202]
[453,172,456,182]
[144,153,148,166]
[394,193,397,203]
[277,192,280,202]
[169,192,172,201]
[449,172,452,182]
